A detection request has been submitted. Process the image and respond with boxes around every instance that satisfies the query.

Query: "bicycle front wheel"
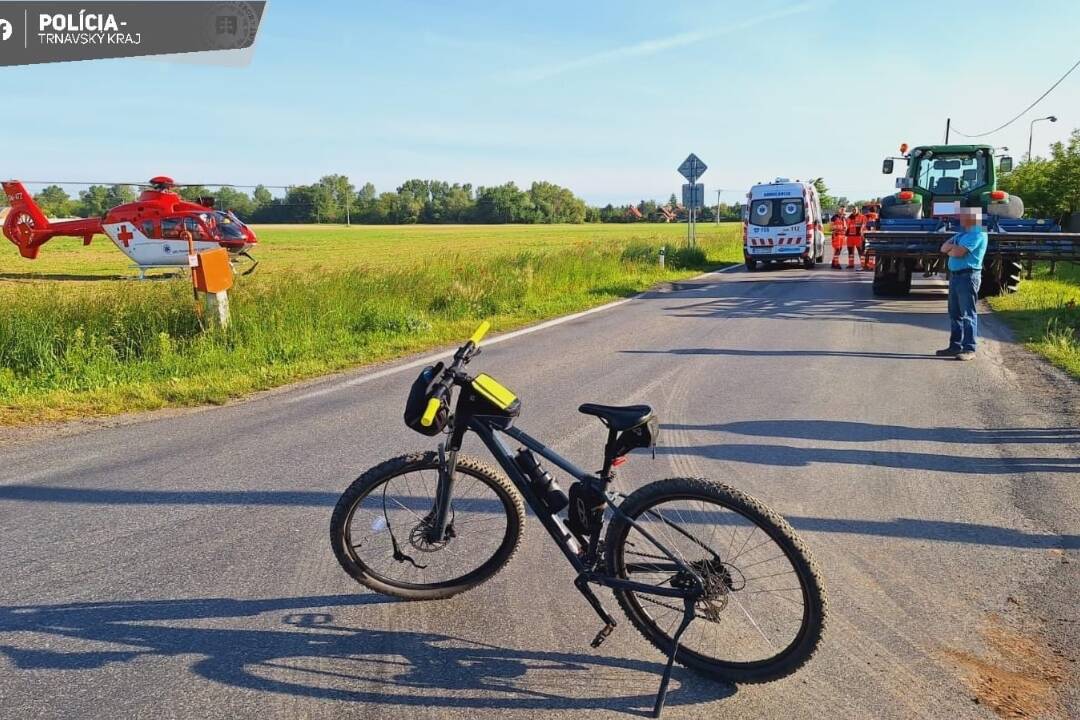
[331,452,525,600]
[605,477,826,683]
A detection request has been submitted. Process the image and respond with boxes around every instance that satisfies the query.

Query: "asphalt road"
[1,261,1077,719]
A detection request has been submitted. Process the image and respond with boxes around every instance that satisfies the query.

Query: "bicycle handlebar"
[419,321,491,428]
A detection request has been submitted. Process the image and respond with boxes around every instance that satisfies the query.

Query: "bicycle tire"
[331,452,525,600]
[605,477,826,683]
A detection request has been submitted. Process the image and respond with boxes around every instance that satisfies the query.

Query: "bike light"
[990,190,1007,201]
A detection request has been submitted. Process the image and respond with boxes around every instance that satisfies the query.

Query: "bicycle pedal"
[590,623,616,649]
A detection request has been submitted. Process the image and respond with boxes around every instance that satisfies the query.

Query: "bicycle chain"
[624,548,729,622]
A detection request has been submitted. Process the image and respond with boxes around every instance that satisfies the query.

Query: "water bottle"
[514,449,569,514]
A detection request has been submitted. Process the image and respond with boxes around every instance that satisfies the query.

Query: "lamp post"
[1027,115,1057,161]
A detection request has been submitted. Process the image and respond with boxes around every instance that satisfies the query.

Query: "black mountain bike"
[331,322,827,717]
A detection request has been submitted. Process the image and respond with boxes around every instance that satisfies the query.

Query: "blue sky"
[3,0,1079,205]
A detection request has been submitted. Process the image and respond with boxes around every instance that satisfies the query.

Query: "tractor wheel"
[986,195,1024,220]
[977,256,1021,297]
[872,259,911,297]
[1062,211,1080,232]
[880,195,923,220]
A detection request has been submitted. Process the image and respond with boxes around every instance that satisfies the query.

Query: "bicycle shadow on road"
[0,593,732,715]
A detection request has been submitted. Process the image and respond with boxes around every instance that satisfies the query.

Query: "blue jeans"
[948,271,981,352]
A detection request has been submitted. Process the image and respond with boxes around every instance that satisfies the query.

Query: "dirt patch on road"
[943,614,1068,719]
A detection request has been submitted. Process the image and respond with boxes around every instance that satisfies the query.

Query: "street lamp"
[1027,115,1058,161]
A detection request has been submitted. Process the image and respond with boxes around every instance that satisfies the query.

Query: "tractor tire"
[986,194,1024,220]
[880,195,923,220]
[872,259,912,297]
[977,256,1021,298]
[1062,211,1080,232]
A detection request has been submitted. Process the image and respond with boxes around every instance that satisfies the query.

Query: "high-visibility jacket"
[846,212,866,236]
[830,214,847,235]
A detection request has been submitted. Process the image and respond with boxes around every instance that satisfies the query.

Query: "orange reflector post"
[193,248,234,293]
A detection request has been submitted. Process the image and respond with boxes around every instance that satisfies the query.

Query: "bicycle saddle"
[578,403,653,431]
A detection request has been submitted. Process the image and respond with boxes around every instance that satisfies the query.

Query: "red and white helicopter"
[2,176,258,275]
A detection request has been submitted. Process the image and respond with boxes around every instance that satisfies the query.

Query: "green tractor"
[866,143,1079,297]
[878,144,1020,221]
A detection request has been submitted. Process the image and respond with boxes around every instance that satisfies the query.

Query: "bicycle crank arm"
[574,574,618,648]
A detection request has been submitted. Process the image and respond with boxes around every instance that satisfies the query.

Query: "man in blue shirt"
[936,208,988,361]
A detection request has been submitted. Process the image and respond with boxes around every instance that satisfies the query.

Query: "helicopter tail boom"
[2,181,101,259]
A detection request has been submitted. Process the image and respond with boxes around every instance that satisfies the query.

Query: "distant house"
[654,204,682,223]
[626,205,644,220]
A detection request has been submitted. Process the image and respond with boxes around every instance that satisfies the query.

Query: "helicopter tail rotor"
[2,181,54,259]
[2,180,103,259]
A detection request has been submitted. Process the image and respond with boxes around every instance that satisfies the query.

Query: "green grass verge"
[0,224,742,425]
[988,261,1080,378]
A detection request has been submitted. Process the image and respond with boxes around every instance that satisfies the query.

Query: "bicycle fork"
[429,442,458,543]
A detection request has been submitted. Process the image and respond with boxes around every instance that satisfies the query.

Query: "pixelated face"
[959,209,981,228]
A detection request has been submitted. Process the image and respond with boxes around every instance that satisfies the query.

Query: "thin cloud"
[512,2,819,82]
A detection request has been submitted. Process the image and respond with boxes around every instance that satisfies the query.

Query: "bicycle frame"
[433,408,705,603]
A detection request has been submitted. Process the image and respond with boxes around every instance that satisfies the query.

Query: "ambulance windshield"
[750,198,805,227]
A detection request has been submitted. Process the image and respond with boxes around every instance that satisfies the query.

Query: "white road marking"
[286,265,742,403]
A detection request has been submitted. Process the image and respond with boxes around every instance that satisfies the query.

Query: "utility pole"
[716,189,722,225]
[343,178,352,226]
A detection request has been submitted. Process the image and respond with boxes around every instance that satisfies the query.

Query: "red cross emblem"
[117,225,134,247]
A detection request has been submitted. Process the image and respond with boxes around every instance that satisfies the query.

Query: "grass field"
[988,261,1080,378]
[0,222,743,425]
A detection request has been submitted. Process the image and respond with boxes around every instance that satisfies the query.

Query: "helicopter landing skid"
[235,250,259,276]
[129,264,182,281]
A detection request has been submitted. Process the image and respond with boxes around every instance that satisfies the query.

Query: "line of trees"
[0,175,753,225]
[7,177,596,225]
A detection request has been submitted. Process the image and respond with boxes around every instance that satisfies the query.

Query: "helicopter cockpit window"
[141,220,155,238]
[212,210,248,239]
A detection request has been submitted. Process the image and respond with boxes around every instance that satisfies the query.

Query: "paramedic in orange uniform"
[845,205,866,269]
[862,204,879,271]
[830,207,848,269]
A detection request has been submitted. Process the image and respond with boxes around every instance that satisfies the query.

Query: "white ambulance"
[742,178,826,271]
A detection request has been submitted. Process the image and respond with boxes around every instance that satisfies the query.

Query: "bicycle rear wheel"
[605,477,826,683]
[331,452,525,600]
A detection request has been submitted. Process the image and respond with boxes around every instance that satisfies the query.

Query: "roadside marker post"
[677,153,707,248]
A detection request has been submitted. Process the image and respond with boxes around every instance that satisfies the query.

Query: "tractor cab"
[879,144,1018,220]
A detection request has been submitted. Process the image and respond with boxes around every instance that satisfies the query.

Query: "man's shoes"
[936,347,962,357]
[955,351,976,361]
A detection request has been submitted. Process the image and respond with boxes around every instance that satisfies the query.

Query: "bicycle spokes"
[620,496,808,665]
[344,466,511,588]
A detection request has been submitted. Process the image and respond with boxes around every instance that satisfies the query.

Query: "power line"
[952,57,1080,138]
